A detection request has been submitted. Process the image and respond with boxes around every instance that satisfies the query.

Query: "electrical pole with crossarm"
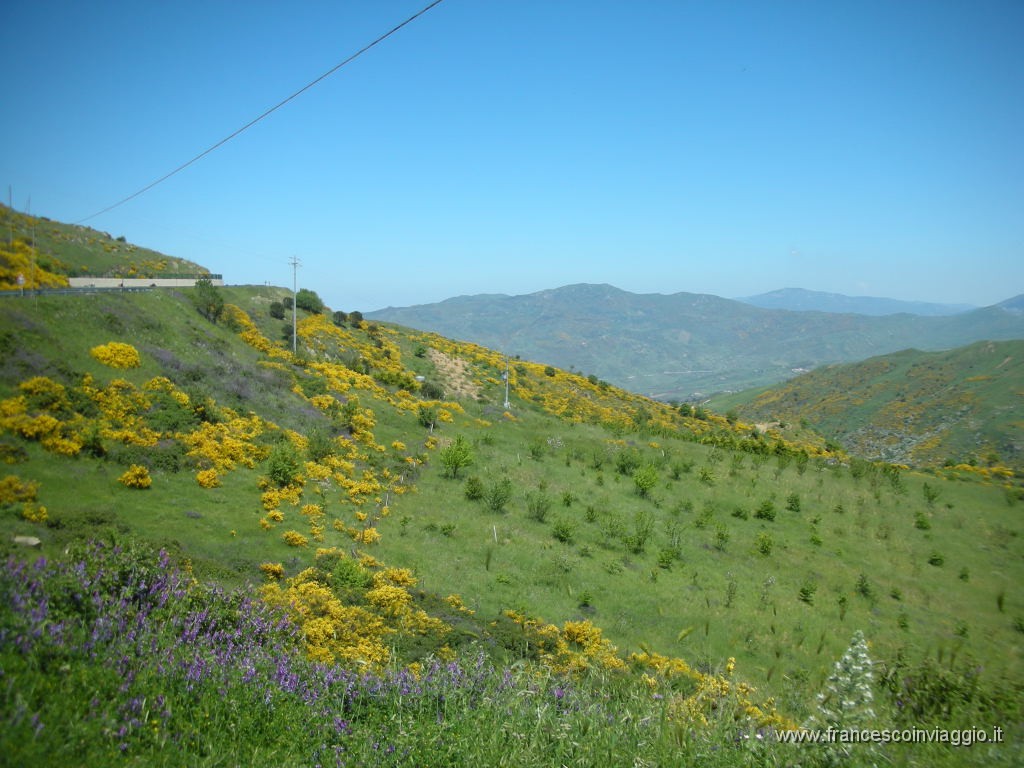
[289,255,300,354]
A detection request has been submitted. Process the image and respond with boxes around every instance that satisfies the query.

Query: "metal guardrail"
[64,273,223,280]
[0,286,160,298]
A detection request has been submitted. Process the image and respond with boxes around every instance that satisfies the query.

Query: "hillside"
[736,287,976,316]
[0,218,1022,764]
[1,283,1022,762]
[0,203,209,285]
[366,283,1024,400]
[708,341,1024,471]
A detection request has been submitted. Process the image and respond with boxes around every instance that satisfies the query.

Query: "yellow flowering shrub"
[195,468,221,488]
[282,530,308,547]
[261,570,392,668]
[0,475,46,523]
[309,394,338,412]
[77,376,159,448]
[18,377,70,411]
[629,649,790,730]
[375,567,417,587]
[503,611,626,675]
[0,241,68,289]
[358,553,382,569]
[259,562,285,580]
[223,303,278,355]
[179,414,267,473]
[90,342,141,369]
[445,594,475,615]
[365,583,412,616]
[2,411,61,441]
[20,503,48,523]
[40,433,82,456]
[119,464,152,489]
[261,484,302,512]
[0,474,39,504]
[303,461,332,482]
[350,527,381,545]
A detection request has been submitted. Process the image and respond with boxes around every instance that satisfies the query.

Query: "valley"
[0,209,1021,765]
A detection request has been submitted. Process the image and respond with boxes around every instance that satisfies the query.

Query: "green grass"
[376,411,1023,718]
[1,281,1022,765]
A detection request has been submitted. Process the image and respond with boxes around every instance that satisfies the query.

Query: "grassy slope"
[709,340,1024,470]
[1,286,1021,734]
[0,203,208,277]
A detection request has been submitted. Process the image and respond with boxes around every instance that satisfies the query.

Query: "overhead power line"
[76,0,446,224]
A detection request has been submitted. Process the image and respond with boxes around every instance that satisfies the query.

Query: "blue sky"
[2,0,1022,312]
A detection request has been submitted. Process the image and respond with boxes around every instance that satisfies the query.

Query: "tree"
[332,311,348,327]
[295,288,325,314]
[632,464,658,498]
[439,435,473,479]
[191,278,224,323]
[269,301,285,320]
[348,310,364,326]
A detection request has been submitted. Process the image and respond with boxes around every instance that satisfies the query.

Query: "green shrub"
[483,478,513,513]
[464,476,484,501]
[525,491,551,523]
[798,581,817,605]
[551,519,575,544]
[191,278,224,323]
[856,572,874,599]
[295,288,325,314]
[632,464,658,498]
[754,500,776,521]
[267,441,301,487]
[417,405,437,428]
[614,449,642,476]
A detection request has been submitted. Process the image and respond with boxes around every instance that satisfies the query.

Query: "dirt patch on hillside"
[427,348,481,400]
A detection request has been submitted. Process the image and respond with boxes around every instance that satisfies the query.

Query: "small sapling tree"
[440,435,473,479]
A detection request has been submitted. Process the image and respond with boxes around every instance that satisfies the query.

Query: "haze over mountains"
[736,287,977,316]
[367,284,1024,401]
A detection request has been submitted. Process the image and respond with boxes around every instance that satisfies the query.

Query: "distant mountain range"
[367,284,1024,400]
[709,339,1024,469]
[736,287,976,316]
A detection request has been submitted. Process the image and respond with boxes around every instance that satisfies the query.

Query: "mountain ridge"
[736,286,977,316]
[367,283,1024,400]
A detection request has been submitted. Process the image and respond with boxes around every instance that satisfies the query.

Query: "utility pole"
[27,196,35,298]
[289,255,301,354]
[503,355,512,409]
